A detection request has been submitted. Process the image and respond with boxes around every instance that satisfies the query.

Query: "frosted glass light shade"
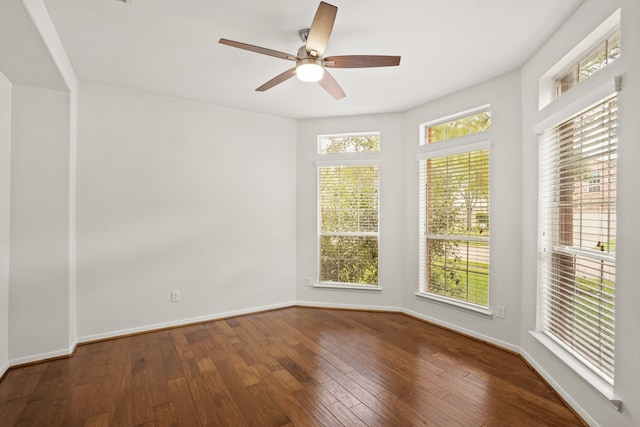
[296,62,324,82]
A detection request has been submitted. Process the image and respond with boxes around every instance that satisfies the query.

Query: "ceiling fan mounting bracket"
[298,28,310,43]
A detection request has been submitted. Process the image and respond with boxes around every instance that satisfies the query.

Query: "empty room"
[0,0,639,426]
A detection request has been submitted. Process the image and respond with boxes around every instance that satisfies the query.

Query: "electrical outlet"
[496,305,506,319]
[305,276,312,286]
[171,290,180,302]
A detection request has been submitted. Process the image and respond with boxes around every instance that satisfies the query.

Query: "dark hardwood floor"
[0,307,586,426]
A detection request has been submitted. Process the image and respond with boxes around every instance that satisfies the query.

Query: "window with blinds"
[419,143,490,307]
[318,163,379,285]
[538,94,617,382]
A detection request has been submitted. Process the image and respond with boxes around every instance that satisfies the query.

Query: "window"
[556,28,620,97]
[418,142,490,307]
[538,94,617,383]
[538,9,620,110]
[316,132,380,287]
[421,107,490,145]
[318,133,379,153]
[587,170,602,193]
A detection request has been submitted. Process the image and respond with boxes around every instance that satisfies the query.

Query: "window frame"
[314,130,382,291]
[538,9,620,110]
[554,27,621,98]
[317,131,380,154]
[416,139,492,316]
[533,79,621,407]
[419,105,491,146]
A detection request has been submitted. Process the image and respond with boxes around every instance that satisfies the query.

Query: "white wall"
[296,113,404,309]
[401,71,524,351]
[76,81,297,341]
[0,71,11,376]
[520,1,640,426]
[9,84,74,363]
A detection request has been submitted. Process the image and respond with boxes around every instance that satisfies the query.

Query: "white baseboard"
[296,300,402,313]
[520,349,599,427]
[2,300,597,427]
[9,345,76,367]
[77,300,297,344]
[296,301,520,353]
[402,307,521,353]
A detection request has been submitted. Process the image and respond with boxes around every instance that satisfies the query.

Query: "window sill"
[414,291,493,318]
[313,282,382,292]
[529,330,622,411]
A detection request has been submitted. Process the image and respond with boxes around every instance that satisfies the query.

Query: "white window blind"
[538,94,617,382]
[318,164,379,285]
[419,145,490,307]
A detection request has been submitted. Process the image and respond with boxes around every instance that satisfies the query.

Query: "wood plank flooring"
[0,307,586,426]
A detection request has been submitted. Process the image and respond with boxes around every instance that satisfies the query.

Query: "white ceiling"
[43,0,583,119]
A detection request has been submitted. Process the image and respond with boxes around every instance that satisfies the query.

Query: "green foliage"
[320,236,378,284]
[320,135,379,153]
[427,111,491,143]
[427,247,489,306]
[319,165,379,285]
[424,148,490,306]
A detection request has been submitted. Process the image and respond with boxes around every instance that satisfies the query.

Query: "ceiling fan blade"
[324,55,401,68]
[318,70,345,100]
[255,68,297,92]
[219,39,297,61]
[306,2,337,57]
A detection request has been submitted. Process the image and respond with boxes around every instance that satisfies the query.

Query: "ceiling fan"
[219,1,401,100]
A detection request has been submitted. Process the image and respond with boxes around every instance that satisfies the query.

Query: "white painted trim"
[77,301,296,343]
[313,283,382,292]
[414,292,493,318]
[315,159,381,167]
[296,300,401,312]
[538,9,620,110]
[9,345,75,367]
[416,139,491,160]
[296,301,516,354]
[534,79,616,135]
[0,360,9,378]
[520,348,602,427]
[529,330,621,411]
[22,0,78,92]
[402,307,519,353]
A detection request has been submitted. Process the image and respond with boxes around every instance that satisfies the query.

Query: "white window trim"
[534,77,619,135]
[533,82,621,408]
[315,159,381,168]
[414,291,493,318]
[314,283,383,291]
[538,8,620,109]
[417,139,491,160]
[530,331,621,411]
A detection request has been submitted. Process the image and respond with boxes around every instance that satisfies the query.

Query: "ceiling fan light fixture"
[296,58,324,82]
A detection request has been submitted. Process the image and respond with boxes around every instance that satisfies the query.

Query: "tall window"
[317,133,379,286]
[419,141,490,307]
[538,94,617,382]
